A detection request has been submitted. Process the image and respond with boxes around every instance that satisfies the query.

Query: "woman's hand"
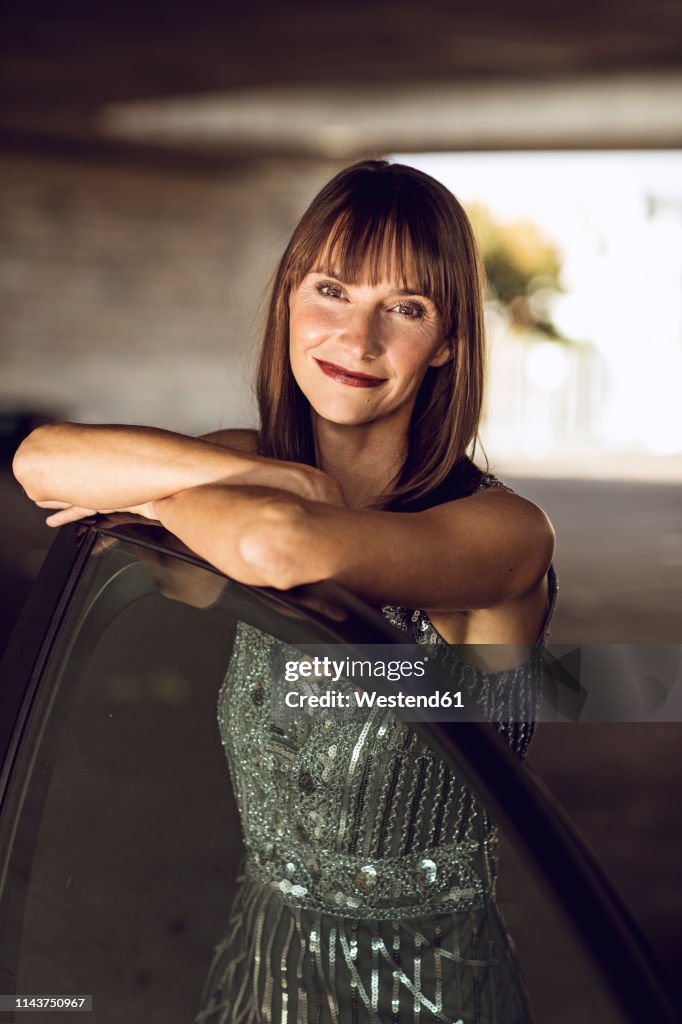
[36,499,158,527]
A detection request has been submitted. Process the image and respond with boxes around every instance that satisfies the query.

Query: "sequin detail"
[195,472,555,1023]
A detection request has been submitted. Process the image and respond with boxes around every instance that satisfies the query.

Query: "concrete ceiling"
[3,1,682,160]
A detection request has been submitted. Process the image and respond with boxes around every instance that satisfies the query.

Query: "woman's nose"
[340,307,383,358]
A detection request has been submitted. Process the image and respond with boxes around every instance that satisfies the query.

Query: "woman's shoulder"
[467,471,555,562]
[200,428,259,454]
[457,469,559,646]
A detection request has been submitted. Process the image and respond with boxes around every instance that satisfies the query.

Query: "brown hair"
[256,159,487,510]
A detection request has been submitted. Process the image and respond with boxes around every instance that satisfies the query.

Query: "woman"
[14,159,557,1022]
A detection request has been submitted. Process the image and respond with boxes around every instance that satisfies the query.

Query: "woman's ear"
[429,339,455,368]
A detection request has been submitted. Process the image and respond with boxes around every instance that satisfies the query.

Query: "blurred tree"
[466,202,568,341]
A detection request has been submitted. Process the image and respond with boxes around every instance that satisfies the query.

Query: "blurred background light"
[525,343,571,394]
[389,150,682,473]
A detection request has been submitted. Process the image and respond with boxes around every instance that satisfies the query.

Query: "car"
[0,517,679,1023]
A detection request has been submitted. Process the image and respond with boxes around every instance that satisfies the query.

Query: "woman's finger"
[35,500,71,510]
[45,505,98,527]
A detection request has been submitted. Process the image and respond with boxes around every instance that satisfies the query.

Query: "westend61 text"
[284,689,463,709]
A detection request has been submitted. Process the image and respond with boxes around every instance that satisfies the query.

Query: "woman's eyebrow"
[311,267,431,299]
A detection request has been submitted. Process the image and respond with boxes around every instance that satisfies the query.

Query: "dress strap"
[473,471,516,496]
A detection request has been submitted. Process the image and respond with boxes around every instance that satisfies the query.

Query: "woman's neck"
[312,413,409,509]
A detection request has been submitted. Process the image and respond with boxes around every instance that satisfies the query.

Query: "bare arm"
[12,423,344,513]
[152,483,555,610]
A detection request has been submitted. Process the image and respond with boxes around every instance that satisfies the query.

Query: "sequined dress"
[195,474,558,1024]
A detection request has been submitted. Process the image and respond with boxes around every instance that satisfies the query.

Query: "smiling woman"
[288,270,451,474]
[13,159,558,1023]
[255,160,487,512]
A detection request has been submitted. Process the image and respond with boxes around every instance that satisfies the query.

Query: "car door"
[0,519,678,1023]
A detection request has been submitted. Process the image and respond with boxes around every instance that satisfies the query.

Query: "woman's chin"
[308,399,383,428]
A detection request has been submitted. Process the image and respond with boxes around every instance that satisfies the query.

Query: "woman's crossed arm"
[13,422,553,612]
[152,482,555,611]
[12,422,343,521]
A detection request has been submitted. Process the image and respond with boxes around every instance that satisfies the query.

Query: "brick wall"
[0,154,342,433]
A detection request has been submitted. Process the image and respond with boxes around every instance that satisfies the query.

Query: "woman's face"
[288,261,452,429]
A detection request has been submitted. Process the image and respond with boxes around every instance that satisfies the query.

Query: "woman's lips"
[314,358,387,388]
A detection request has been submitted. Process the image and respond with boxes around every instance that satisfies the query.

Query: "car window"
[0,528,663,1022]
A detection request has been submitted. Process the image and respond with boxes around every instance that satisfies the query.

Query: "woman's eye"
[394,301,427,319]
[316,281,344,300]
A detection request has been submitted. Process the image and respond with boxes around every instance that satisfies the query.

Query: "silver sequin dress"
[195,474,559,1024]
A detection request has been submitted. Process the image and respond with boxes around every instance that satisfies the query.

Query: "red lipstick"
[314,358,387,388]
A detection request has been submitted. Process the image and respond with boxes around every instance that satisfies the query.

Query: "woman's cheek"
[389,336,427,376]
[292,304,344,347]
